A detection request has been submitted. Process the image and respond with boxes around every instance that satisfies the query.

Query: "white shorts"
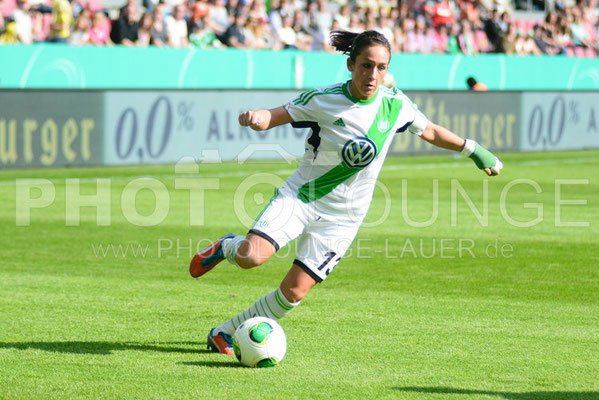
[249,188,360,282]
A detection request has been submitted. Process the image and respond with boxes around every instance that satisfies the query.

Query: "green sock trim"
[262,297,280,319]
[274,289,293,311]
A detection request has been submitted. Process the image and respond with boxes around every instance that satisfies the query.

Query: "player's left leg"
[207,265,316,354]
[209,216,358,355]
[279,263,318,303]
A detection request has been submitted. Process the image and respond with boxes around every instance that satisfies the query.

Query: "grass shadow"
[0,341,212,355]
[396,386,599,400]
[179,361,243,368]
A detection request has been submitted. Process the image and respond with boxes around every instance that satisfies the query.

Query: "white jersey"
[282,80,428,220]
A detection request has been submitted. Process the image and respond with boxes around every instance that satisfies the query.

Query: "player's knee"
[280,285,306,303]
[235,238,273,269]
[235,253,268,269]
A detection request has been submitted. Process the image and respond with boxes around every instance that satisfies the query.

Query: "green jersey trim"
[295,88,318,104]
[366,96,403,150]
[298,162,355,203]
[342,81,379,105]
[293,86,344,106]
[297,96,403,203]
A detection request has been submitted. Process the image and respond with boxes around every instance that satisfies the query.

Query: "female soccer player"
[191,30,503,355]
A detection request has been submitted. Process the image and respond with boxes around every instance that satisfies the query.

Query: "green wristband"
[469,142,497,169]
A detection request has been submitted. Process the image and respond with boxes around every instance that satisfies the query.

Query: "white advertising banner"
[103,90,305,165]
[521,92,599,151]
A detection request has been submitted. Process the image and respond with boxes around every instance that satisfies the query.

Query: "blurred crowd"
[0,0,597,56]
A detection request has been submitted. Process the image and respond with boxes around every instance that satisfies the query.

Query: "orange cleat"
[190,234,234,278]
[207,328,234,355]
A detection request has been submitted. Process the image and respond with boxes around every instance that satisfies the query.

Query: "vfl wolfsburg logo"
[341,137,378,168]
[377,120,390,133]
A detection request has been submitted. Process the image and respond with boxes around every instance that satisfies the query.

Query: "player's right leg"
[234,232,278,269]
[190,188,303,278]
[189,233,277,278]
[189,233,235,278]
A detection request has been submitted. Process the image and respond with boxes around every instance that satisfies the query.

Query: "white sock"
[215,287,300,336]
[221,235,245,267]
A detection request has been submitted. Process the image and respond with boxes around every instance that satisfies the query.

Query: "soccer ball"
[232,316,286,368]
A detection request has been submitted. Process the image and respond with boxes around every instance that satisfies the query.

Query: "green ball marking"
[248,322,273,344]
[256,358,279,368]
[232,338,242,362]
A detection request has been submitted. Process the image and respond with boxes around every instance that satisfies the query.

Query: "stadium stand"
[0,0,597,57]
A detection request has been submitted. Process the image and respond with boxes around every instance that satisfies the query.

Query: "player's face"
[347,45,390,100]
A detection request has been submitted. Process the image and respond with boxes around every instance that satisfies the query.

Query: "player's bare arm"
[420,122,466,152]
[238,106,293,131]
[421,121,503,177]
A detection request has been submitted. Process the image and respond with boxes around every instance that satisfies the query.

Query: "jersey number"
[317,252,341,276]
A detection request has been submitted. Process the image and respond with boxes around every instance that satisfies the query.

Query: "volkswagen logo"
[341,137,378,168]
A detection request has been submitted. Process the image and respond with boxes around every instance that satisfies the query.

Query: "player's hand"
[484,157,503,176]
[463,139,502,177]
[239,111,262,130]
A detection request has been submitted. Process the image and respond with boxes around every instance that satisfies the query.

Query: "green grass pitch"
[1,150,598,399]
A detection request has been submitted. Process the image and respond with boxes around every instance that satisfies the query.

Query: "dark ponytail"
[329,30,391,61]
